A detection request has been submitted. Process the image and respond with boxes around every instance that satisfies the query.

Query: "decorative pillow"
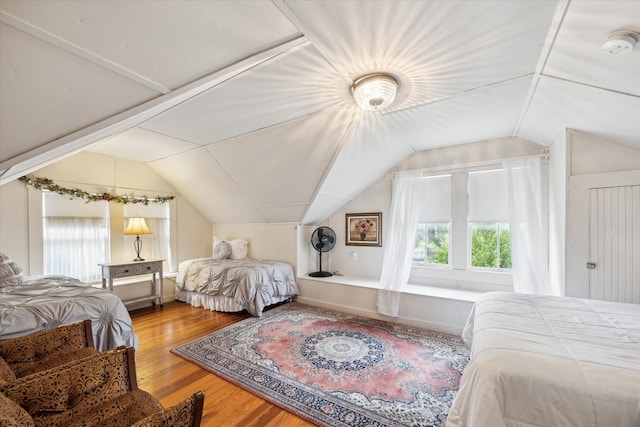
[229,239,248,260]
[0,373,70,413]
[212,240,232,260]
[0,252,23,287]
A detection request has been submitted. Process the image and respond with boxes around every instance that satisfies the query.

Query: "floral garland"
[19,176,174,205]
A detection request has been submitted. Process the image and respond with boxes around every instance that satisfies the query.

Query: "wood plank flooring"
[129,301,314,427]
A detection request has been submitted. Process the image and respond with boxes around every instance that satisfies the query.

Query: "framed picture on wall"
[345,212,382,247]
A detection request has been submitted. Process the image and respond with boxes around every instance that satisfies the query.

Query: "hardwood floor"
[129,301,314,427]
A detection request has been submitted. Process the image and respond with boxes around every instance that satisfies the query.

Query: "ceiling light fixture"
[352,73,398,111]
[602,30,638,55]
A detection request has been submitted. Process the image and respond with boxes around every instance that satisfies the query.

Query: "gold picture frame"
[345,212,382,247]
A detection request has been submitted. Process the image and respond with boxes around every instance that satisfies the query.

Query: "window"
[414,223,450,265]
[43,192,174,282]
[43,192,110,282]
[124,203,173,271]
[467,169,511,271]
[413,174,451,266]
[411,166,513,291]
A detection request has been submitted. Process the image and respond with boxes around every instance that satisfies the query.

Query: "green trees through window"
[413,222,512,270]
[470,223,512,269]
[413,223,449,265]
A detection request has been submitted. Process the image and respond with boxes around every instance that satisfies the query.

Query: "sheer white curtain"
[44,217,109,282]
[503,157,557,295]
[377,170,426,317]
[124,202,173,271]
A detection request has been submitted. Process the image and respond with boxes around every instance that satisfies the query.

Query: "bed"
[1,253,138,352]
[447,291,640,427]
[174,257,298,317]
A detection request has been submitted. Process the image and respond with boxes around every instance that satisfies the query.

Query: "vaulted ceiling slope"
[1,1,638,225]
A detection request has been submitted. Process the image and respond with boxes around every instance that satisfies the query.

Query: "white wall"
[211,223,298,272]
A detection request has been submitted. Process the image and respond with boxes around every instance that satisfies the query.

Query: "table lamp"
[124,217,153,261]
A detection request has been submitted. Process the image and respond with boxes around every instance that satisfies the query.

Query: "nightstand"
[99,259,163,308]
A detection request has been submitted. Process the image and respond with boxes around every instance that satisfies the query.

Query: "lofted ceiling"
[0,1,639,225]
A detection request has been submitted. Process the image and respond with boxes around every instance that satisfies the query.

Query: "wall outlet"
[351,252,357,260]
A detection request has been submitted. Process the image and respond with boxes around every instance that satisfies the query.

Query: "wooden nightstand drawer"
[114,265,139,277]
[138,262,160,274]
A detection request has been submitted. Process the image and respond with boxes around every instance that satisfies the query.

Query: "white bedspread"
[447,292,640,427]
[0,275,138,351]
[175,258,298,316]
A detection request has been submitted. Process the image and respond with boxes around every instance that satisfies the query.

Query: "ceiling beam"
[0,35,310,185]
[512,0,571,136]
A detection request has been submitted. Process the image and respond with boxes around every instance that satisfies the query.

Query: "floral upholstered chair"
[0,347,204,427]
[0,319,99,382]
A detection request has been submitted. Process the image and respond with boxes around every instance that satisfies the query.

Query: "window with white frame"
[43,192,110,282]
[467,169,511,271]
[413,175,451,267]
[411,166,513,290]
[123,203,172,271]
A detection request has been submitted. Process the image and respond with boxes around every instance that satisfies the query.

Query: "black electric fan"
[309,226,336,277]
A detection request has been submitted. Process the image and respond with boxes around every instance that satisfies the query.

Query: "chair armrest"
[131,391,205,427]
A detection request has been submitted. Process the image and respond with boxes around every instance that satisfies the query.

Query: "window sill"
[301,275,484,303]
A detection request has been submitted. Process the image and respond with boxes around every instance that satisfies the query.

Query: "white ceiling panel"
[259,204,308,224]
[387,77,533,151]
[283,0,558,109]
[148,148,260,223]
[518,76,640,148]
[89,128,199,163]
[302,112,414,224]
[207,109,352,207]
[542,0,640,97]
[0,0,300,90]
[301,192,352,227]
[140,45,347,145]
[3,1,640,225]
[0,22,158,161]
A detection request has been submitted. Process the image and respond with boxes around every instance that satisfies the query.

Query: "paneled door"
[588,185,640,303]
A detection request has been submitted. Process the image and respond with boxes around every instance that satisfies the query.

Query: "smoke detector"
[602,30,638,55]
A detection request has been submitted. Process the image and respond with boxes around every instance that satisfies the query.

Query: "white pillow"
[212,240,232,260]
[229,239,248,260]
[0,252,23,287]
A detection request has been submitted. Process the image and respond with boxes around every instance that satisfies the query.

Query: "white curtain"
[504,157,557,295]
[44,217,109,282]
[377,170,426,317]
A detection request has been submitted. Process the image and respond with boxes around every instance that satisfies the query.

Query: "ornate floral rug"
[172,302,469,427]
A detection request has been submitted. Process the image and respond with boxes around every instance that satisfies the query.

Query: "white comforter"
[0,275,138,351]
[175,258,298,316]
[447,292,640,427]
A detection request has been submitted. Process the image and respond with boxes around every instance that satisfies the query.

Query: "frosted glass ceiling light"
[352,73,398,111]
[602,30,638,55]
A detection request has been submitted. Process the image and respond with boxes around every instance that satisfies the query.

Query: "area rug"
[172,302,469,427]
